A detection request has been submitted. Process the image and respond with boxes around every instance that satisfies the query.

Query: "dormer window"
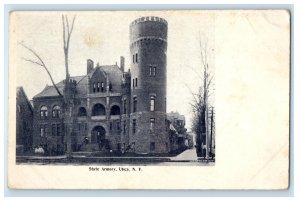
[93,82,96,93]
[97,82,100,92]
[101,82,104,92]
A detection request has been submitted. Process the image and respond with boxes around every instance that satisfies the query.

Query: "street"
[16,147,215,166]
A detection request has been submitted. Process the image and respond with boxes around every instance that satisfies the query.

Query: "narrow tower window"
[123,99,127,114]
[133,97,137,112]
[150,96,155,111]
[133,119,136,134]
[133,54,135,64]
[149,67,152,76]
[150,118,155,132]
[135,78,138,87]
[135,53,138,63]
[153,67,156,76]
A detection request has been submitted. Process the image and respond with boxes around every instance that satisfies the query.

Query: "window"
[78,107,87,116]
[133,54,135,64]
[40,125,48,137]
[150,118,155,132]
[40,125,44,137]
[135,78,138,87]
[123,99,127,114]
[132,119,136,134]
[150,96,155,111]
[45,126,49,137]
[52,105,61,118]
[92,104,106,116]
[17,105,22,113]
[110,105,121,115]
[149,66,157,76]
[132,79,135,88]
[40,106,48,119]
[52,124,56,136]
[101,82,104,92]
[135,53,138,63]
[116,121,121,131]
[123,120,126,134]
[109,83,112,92]
[97,82,100,92]
[57,124,61,136]
[93,82,96,92]
[133,97,137,112]
[110,122,113,131]
[150,142,155,151]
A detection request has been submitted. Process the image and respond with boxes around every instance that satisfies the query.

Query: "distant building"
[166,111,190,152]
[30,16,171,154]
[16,87,33,154]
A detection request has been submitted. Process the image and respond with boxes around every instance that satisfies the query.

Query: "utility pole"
[204,64,209,162]
[210,107,214,158]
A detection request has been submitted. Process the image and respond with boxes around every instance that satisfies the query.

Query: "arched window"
[78,107,87,117]
[110,105,120,115]
[52,105,61,118]
[92,104,106,116]
[40,106,48,118]
[97,82,100,92]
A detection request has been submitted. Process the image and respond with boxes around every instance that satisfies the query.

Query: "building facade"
[31,16,173,154]
[16,87,33,154]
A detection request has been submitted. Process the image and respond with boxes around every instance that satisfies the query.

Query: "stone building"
[16,87,33,154]
[31,16,172,154]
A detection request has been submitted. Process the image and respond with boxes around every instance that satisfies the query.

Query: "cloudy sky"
[11,11,215,130]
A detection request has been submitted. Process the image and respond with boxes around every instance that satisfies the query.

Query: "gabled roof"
[17,86,33,112]
[33,75,85,99]
[33,64,123,99]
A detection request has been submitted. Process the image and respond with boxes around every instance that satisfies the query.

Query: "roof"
[33,65,123,99]
[17,86,34,112]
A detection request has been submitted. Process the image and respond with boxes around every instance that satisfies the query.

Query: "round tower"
[129,16,169,154]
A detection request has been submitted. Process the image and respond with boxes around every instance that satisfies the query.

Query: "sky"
[11,11,215,130]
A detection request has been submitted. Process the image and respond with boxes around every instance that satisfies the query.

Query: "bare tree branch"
[19,42,63,97]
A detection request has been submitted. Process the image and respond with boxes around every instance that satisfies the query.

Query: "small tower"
[129,16,168,154]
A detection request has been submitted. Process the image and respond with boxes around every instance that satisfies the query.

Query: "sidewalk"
[16,148,204,163]
[170,148,198,161]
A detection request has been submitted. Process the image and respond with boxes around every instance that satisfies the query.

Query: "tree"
[190,35,214,160]
[20,15,76,157]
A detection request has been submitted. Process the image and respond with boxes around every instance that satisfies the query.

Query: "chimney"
[87,59,94,74]
[120,56,125,72]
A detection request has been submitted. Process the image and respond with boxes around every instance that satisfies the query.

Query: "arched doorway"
[91,126,106,144]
